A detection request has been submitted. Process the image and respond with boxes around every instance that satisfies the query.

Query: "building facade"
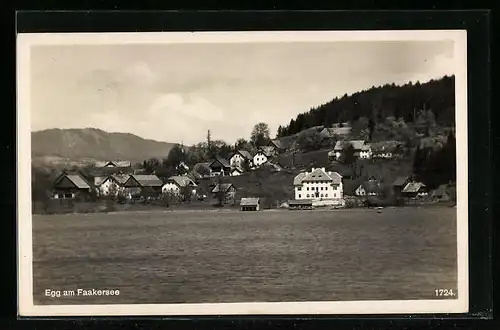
[293,168,344,206]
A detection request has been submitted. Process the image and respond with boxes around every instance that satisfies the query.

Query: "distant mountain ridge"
[31,128,175,163]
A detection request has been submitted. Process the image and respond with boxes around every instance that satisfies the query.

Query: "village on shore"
[38,119,456,215]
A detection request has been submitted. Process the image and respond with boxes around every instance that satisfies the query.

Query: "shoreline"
[32,203,456,217]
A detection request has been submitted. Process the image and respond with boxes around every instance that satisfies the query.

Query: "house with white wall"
[332,140,372,160]
[293,167,344,206]
[252,146,276,168]
[229,150,253,168]
[162,175,197,195]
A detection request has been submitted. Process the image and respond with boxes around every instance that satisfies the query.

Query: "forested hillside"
[277,75,455,137]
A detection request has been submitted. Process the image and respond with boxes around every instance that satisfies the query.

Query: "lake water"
[32,207,457,305]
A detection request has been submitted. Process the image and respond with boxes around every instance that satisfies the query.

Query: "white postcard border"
[17,30,468,316]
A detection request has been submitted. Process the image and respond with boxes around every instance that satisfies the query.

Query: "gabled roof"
[102,160,131,167]
[343,178,364,196]
[211,183,235,193]
[210,155,231,168]
[166,175,197,188]
[293,172,307,185]
[232,150,253,160]
[193,162,211,172]
[128,175,163,187]
[56,173,91,189]
[393,176,411,186]
[359,180,383,194]
[319,127,336,139]
[231,165,244,173]
[402,182,426,193]
[269,138,293,150]
[93,176,108,186]
[111,174,130,185]
[304,168,342,184]
[240,197,260,206]
[258,146,276,158]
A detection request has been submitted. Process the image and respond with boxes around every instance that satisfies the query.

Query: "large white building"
[293,167,344,206]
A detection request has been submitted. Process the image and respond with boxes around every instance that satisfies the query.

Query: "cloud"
[148,93,225,122]
[122,61,157,86]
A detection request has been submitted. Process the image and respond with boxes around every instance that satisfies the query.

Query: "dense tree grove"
[277,75,455,137]
[412,131,456,189]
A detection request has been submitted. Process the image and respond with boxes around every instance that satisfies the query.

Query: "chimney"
[321,167,326,172]
[311,168,315,172]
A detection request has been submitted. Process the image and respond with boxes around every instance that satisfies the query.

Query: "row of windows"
[298,193,338,198]
[297,186,339,191]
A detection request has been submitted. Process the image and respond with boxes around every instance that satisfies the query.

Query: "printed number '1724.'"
[435,289,456,297]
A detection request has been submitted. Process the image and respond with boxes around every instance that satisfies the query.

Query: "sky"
[30,40,455,145]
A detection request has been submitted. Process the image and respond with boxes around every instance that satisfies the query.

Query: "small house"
[229,150,253,168]
[52,172,93,199]
[211,183,236,203]
[230,166,244,177]
[253,146,276,168]
[162,175,197,195]
[392,176,412,194]
[209,156,231,176]
[93,174,129,197]
[355,178,383,197]
[192,162,212,179]
[332,140,372,160]
[402,182,428,198]
[123,174,163,198]
[288,199,313,210]
[240,197,260,211]
[268,139,292,153]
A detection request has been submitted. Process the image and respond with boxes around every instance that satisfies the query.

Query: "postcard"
[17,30,468,316]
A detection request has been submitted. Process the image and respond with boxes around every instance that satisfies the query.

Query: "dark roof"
[232,150,253,160]
[288,199,313,205]
[212,183,235,193]
[258,146,276,158]
[167,175,197,187]
[56,173,92,189]
[359,180,383,194]
[393,176,411,186]
[129,175,163,187]
[240,197,260,206]
[111,174,130,185]
[294,168,342,185]
[270,138,293,150]
[343,178,364,196]
[402,182,426,193]
[210,156,231,168]
[101,160,131,167]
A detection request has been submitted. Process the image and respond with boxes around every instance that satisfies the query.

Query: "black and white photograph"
[17,30,468,316]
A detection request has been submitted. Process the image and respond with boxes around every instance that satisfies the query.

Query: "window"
[297,187,301,191]
[320,194,323,197]
[325,194,328,197]
[306,194,310,198]
[298,194,301,198]
[320,187,323,191]
[334,193,336,198]
[307,187,309,191]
